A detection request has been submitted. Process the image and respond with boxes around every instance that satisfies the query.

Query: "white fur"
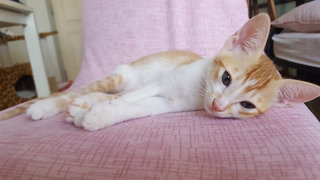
[27,96,71,120]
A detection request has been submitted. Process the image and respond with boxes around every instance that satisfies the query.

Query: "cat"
[1,13,319,131]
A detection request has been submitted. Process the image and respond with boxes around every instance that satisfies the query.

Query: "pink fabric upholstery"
[1,0,320,179]
[71,0,248,88]
[1,105,320,179]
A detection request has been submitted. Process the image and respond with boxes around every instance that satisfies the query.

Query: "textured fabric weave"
[71,0,248,88]
[1,0,320,179]
[1,105,320,179]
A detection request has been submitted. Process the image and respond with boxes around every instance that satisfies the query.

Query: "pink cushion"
[272,0,320,32]
[1,104,320,179]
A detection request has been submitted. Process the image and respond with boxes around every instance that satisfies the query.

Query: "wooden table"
[0,0,50,97]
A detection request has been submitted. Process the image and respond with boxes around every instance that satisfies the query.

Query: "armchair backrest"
[72,0,248,88]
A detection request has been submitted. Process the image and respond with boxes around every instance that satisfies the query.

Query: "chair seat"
[1,104,319,179]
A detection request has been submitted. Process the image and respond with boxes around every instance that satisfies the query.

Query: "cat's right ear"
[221,13,271,56]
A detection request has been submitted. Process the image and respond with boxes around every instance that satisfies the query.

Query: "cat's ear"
[221,13,271,55]
[275,79,320,105]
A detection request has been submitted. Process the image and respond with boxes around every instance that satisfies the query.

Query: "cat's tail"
[0,100,37,120]
[0,92,64,121]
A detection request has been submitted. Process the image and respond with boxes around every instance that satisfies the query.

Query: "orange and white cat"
[1,14,319,130]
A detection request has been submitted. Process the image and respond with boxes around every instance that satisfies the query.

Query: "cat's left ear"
[221,13,271,55]
[275,79,320,105]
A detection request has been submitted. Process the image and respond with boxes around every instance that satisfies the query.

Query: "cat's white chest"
[160,58,211,102]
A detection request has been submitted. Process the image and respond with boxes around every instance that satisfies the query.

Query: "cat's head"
[204,13,320,118]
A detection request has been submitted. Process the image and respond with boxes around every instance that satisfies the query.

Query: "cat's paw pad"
[27,99,61,120]
[65,98,89,125]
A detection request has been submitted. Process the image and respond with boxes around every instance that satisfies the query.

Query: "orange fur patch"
[56,97,71,109]
[87,74,123,93]
[244,55,280,92]
[239,111,258,116]
[130,51,202,67]
[211,57,225,79]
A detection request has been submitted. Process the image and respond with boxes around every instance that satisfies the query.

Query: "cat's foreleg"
[65,92,122,127]
[80,97,198,131]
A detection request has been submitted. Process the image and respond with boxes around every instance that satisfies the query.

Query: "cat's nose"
[211,100,225,112]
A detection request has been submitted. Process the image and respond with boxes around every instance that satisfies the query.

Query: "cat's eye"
[222,71,231,87]
[240,101,256,109]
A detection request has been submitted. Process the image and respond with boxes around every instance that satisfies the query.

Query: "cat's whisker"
[196,79,209,97]
[204,78,214,97]
[198,89,207,97]
[188,78,208,98]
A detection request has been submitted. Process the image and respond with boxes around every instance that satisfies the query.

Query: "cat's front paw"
[27,98,65,120]
[81,103,119,131]
[65,98,89,127]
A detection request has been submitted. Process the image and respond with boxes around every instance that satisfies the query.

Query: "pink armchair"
[1,0,319,179]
